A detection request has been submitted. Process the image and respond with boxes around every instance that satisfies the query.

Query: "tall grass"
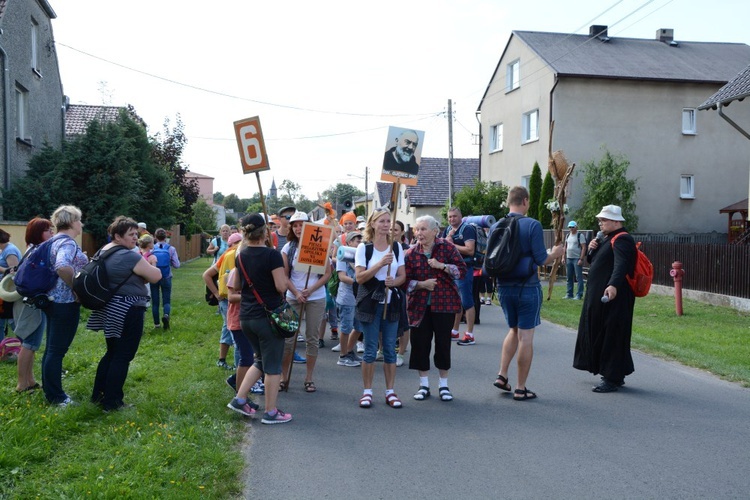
[0,258,246,498]
[541,288,750,386]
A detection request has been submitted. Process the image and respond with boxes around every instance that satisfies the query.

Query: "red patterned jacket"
[405,238,465,328]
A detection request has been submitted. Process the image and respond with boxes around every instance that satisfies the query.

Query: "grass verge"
[0,258,247,498]
[541,287,750,386]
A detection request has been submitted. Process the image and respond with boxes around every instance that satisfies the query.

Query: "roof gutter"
[0,44,11,191]
[718,103,750,141]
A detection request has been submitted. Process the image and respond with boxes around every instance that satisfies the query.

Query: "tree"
[295,195,316,214]
[539,171,555,229]
[213,192,225,205]
[279,180,301,201]
[222,193,244,212]
[192,198,217,233]
[440,180,509,224]
[574,148,639,231]
[321,183,364,210]
[528,162,543,220]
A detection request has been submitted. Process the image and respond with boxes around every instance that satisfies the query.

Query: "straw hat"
[0,273,21,302]
[548,150,570,180]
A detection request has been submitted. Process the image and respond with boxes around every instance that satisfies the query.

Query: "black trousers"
[408,308,454,372]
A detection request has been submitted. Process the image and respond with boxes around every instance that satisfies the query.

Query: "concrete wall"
[0,0,64,192]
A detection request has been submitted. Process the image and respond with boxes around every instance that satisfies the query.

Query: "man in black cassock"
[573,205,637,393]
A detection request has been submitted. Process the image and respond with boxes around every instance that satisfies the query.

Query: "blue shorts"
[21,313,47,351]
[455,270,474,309]
[337,304,362,334]
[498,284,542,330]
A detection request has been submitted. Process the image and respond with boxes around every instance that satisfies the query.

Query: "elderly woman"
[41,205,89,407]
[87,216,162,411]
[14,218,54,392]
[228,213,292,424]
[355,209,406,409]
[404,215,466,401]
[0,228,22,338]
[280,211,331,393]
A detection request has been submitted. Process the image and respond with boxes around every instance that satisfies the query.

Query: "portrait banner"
[295,222,333,275]
[380,126,425,186]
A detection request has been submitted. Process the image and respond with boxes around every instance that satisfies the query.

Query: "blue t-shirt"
[442,222,476,263]
[0,242,22,268]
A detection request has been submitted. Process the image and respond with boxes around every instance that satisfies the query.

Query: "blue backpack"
[13,235,70,300]
[152,242,171,279]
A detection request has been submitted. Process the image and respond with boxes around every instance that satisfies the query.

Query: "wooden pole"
[382,179,400,319]
[284,266,312,390]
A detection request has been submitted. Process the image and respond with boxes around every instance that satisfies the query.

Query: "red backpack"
[610,233,653,298]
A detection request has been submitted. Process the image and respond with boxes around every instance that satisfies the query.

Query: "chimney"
[590,25,608,38]
[657,28,674,43]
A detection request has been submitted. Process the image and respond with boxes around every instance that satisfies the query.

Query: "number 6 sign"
[233,116,270,174]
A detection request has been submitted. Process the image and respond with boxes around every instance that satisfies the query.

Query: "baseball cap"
[240,213,266,230]
[228,232,243,246]
[568,221,577,228]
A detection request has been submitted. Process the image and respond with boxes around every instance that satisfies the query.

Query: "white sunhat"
[595,205,625,221]
[289,211,309,223]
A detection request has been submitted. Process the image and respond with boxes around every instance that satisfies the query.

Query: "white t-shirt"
[354,242,404,303]
[566,232,586,259]
[281,242,327,302]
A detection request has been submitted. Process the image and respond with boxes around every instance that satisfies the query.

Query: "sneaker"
[318,339,325,349]
[261,409,292,425]
[293,352,306,364]
[337,355,360,367]
[457,334,476,346]
[217,359,230,369]
[450,331,460,341]
[376,350,384,362]
[297,333,305,342]
[563,295,573,300]
[57,396,74,408]
[226,374,237,392]
[153,323,161,329]
[330,328,339,341]
[227,397,258,417]
[250,380,265,395]
[575,296,583,300]
[162,314,170,330]
[356,341,364,353]
[396,353,404,367]
[331,343,342,352]
[350,351,363,362]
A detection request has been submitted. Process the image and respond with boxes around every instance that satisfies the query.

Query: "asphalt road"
[240,302,750,499]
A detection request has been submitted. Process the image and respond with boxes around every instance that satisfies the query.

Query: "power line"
[55,42,439,118]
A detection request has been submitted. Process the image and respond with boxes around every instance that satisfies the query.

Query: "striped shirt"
[86,295,146,339]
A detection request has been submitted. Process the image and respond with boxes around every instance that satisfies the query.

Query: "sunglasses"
[281,214,292,220]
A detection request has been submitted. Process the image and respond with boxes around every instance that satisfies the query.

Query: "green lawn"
[0,257,246,498]
[541,287,750,386]
[2,262,749,497]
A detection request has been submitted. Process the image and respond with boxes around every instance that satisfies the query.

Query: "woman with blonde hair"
[41,205,89,407]
[355,209,406,409]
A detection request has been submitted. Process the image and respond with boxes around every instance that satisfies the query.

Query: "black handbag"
[237,255,299,338]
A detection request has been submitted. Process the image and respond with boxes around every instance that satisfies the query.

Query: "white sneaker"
[297,334,305,342]
[356,341,364,353]
[331,343,341,352]
[337,356,360,367]
[396,354,404,367]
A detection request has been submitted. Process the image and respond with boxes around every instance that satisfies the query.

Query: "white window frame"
[522,109,539,143]
[15,84,30,142]
[680,174,695,199]
[521,175,531,189]
[682,108,696,135]
[506,59,520,92]
[490,123,503,152]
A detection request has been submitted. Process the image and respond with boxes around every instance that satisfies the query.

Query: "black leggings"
[408,309,454,372]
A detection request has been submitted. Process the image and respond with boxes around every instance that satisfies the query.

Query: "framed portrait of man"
[381,126,425,186]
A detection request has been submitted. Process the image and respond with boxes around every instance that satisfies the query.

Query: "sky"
[50,0,750,201]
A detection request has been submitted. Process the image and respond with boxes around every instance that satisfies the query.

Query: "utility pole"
[364,166,369,220]
[447,99,454,207]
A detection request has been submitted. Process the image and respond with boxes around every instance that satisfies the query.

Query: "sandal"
[359,393,373,408]
[493,375,512,392]
[439,387,453,402]
[304,381,317,393]
[385,393,403,408]
[413,386,430,401]
[278,380,288,392]
[513,387,537,401]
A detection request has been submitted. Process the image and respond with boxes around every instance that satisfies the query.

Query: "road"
[241,302,750,499]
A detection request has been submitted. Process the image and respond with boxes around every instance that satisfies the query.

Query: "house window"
[521,175,531,188]
[15,84,30,142]
[680,175,695,199]
[506,59,520,92]
[31,18,41,74]
[682,108,696,135]
[522,109,539,143]
[490,123,503,152]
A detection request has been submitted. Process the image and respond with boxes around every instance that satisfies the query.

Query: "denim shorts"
[21,314,47,351]
[337,304,362,334]
[498,284,543,330]
[455,270,474,309]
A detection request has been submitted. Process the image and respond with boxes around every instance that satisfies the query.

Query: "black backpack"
[484,215,526,278]
[72,247,134,310]
[460,222,487,270]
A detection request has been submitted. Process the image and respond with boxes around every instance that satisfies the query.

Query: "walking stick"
[284,266,311,391]
[382,179,400,319]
